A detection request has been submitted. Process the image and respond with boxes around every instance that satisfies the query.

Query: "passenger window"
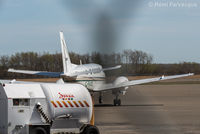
[13,99,30,106]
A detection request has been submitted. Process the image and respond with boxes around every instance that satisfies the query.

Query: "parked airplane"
[8,32,194,106]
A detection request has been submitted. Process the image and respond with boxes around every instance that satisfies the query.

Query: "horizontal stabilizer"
[8,68,62,77]
[102,65,121,71]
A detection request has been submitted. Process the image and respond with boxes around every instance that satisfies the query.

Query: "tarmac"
[94,84,200,134]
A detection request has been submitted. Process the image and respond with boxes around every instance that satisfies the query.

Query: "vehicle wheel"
[81,125,100,134]
[33,127,47,134]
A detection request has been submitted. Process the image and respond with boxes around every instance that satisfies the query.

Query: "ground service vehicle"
[0,82,99,134]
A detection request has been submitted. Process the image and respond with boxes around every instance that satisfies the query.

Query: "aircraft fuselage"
[62,63,106,90]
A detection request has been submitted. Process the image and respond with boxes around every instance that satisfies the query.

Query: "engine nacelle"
[113,76,129,86]
[113,76,129,95]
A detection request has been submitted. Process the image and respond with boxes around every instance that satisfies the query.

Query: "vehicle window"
[13,99,30,106]
[13,99,19,106]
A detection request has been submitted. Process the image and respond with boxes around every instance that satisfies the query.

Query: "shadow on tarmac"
[94,104,164,107]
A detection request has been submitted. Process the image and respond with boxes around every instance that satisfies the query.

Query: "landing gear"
[81,125,100,134]
[114,98,121,106]
[113,94,121,106]
[99,97,103,104]
[98,92,103,104]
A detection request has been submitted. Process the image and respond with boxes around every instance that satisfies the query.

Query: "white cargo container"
[0,83,99,134]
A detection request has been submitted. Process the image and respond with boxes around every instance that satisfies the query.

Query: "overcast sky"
[0,0,200,63]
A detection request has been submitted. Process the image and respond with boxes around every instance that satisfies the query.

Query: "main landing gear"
[113,94,121,106]
[98,92,103,104]
[98,92,121,106]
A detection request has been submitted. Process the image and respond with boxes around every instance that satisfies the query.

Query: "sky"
[0,0,200,63]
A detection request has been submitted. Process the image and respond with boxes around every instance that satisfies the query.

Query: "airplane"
[8,31,194,106]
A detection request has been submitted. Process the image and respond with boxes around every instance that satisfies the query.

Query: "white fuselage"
[62,63,106,90]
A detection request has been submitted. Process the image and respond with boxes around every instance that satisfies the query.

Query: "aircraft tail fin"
[60,31,72,74]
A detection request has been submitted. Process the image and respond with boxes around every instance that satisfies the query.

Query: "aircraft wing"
[8,68,62,77]
[93,73,194,91]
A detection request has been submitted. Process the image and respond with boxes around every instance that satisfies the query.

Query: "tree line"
[0,50,199,79]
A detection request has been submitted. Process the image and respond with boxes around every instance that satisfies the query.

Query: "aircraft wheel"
[81,125,100,134]
[99,96,103,104]
[114,99,121,106]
